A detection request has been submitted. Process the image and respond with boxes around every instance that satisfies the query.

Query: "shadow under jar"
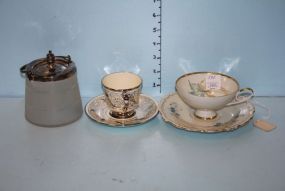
[101,72,142,119]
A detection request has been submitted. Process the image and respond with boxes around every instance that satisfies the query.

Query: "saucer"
[159,93,255,133]
[85,94,158,126]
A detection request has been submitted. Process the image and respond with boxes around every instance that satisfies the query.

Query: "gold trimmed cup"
[176,72,252,120]
[102,72,142,119]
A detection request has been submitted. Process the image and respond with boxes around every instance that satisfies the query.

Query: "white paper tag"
[205,74,221,90]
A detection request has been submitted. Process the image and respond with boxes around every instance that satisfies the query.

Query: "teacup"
[102,72,142,119]
[176,72,242,120]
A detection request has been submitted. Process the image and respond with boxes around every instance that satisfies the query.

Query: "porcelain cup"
[102,72,142,119]
[176,72,246,120]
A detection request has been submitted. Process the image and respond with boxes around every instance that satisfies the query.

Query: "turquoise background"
[0,0,284,97]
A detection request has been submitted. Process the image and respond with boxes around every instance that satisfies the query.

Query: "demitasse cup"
[102,72,142,119]
[176,72,248,120]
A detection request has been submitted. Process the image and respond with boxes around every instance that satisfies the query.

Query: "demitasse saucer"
[159,93,255,133]
[85,94,158,126]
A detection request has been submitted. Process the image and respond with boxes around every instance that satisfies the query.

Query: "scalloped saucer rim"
[159,92,255,133]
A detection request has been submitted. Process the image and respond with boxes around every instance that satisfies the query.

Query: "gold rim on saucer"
[159,93,255,133]
[85,94,158,127]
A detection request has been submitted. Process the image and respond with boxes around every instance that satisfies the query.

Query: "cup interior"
[176,72,239,97]
[102,72,142,90]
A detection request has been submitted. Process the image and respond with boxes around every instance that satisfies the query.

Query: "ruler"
[152,0,162,93]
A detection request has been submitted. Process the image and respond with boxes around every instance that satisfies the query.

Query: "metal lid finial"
[46,50,56,72]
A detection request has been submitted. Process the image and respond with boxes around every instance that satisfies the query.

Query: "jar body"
[25,74,82,126]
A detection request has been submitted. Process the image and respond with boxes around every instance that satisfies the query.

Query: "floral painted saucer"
[85,94,158,126]
[159,93,255,133]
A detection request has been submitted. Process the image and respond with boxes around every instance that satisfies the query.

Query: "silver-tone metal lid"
[20,50,76,81]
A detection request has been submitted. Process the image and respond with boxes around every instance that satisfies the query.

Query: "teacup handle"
[226,88,254,106]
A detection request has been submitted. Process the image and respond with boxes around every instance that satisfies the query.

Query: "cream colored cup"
[102,72,142,119]
[176,72,241,120]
